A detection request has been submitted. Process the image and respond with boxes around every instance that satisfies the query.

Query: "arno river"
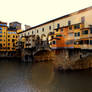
[0,59,92,92]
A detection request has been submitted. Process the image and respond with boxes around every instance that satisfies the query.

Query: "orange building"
[49,26,69,49]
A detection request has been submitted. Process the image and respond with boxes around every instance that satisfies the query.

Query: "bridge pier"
[21,48,33,62]
[53,48,92,70]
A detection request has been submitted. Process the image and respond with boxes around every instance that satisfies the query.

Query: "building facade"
[19,6,92,50]
[0,21,7,52]
[0,21,22,56]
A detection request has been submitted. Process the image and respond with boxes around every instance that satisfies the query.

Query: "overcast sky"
[0,0,92,29]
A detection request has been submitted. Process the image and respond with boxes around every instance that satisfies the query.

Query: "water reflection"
[29,62,55,92]
[0,59,92,92]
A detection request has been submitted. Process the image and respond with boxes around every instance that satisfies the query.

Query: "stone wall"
[34,50,55,62]
[53,49,92,70]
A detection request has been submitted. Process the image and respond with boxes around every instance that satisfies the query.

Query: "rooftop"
[19,6,92,34]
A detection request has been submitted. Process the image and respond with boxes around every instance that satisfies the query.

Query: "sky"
[0,0,92,29]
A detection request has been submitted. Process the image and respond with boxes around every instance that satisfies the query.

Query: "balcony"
[48,32,55,35]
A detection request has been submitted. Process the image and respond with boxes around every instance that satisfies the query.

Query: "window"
[24,33,26,36]
[8,35,10,37]
[13,35,15,38]
[78,32,80,36]
[51,36,54,39]
[13,43,15,47]
[90,28,92,34]
[8,32,11,34]
[74,24,80,29]
[8,43,10,45]
[75,33,77,37]
[53,41,56,44]
[8,39,10,41]
[0,39,2,41]
[0,35,2,37]
[0,27,2,30]
[69,26,72,30]
[82,30,88,35]
[68,21,71,26]
[0,44,2,48]
[28,32,30,35]
[75,32,80,37]
[50,42,52,45]
[49,26,51,30]
[57,24,60,28]
[0,31,2,33]
[81,16,85,23]
[32,31,33,34]
[90,40,92,45]
[42,28,44,32]
[4,24,7,26]
[84,40,89,44]
[12,39,15,42]
[37,30,38,33]
[61,28,63,31]
[56,35,62,37]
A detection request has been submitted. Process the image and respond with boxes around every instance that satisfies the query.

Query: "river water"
[0,59,92,92]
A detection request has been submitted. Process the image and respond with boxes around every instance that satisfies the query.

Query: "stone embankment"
[53,52,92,71]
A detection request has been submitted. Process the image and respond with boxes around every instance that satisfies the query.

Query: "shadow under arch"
[34,49,51,56]
[35,35,41,46]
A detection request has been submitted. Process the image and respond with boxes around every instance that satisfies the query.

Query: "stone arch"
[36,35,41,40]
[41,34,47,41]
[33,49,53,62]
[35,35,41,46]
[34,49,51,56]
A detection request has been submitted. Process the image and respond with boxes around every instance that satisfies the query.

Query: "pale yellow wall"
[19,8,92,41]
[20,22,54,39]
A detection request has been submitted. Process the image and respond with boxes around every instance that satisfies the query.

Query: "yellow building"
[7,29,17,52]
[0,21,22,56]
[0,21,7,52]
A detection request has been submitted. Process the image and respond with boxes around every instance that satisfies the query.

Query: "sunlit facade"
[19,6,92,50]
[0,21,22,56]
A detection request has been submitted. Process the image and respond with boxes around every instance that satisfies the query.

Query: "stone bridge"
[21,41,54,62]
